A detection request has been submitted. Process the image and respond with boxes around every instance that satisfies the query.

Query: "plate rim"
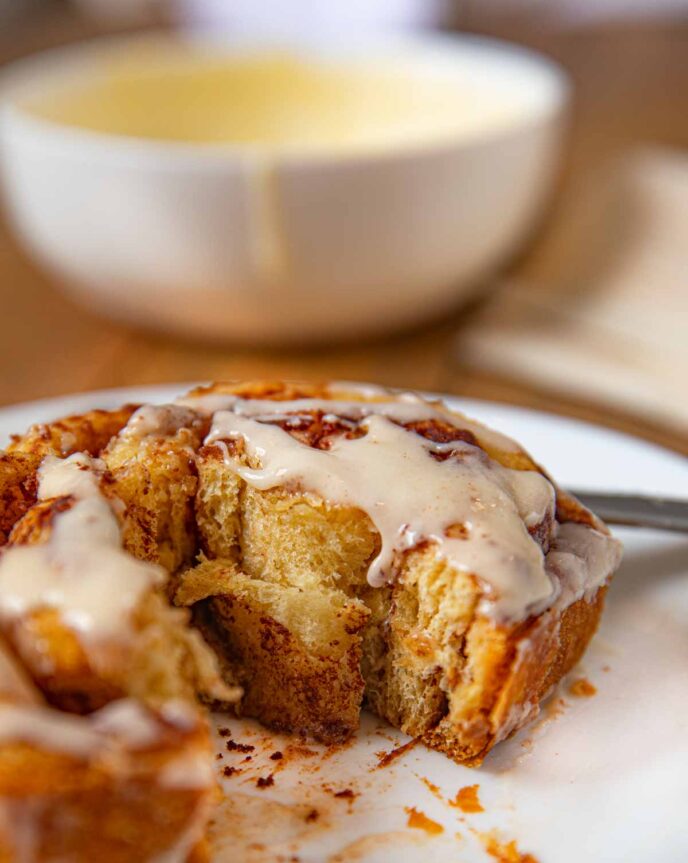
[1,381,685,474]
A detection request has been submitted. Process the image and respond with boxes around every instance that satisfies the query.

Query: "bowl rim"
[0,30,570,170]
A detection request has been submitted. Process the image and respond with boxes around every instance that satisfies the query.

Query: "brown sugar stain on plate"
[477,830,540,863]
[327,830,427,862]
[405,806,444,835]
[417,775,443,800]
[450,784,485,813]
[208,792,332,861]
[211,716,382,859]
[212,719,521,860]
[415,774,486,816]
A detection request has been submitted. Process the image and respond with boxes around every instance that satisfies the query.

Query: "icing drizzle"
[202,393,621,622]
[0,453,163,639]
[179,388,521,454]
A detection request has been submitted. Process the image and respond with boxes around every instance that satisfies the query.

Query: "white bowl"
[0,34,568,344]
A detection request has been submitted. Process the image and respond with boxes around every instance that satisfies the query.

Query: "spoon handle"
[569,490,688,534]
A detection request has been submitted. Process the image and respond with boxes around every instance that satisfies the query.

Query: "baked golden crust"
[7,406,138,461]
[0,407,137,549]
[420,589,607,763]
[0,453,37,547]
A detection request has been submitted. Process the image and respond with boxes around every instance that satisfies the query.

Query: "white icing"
[329,380,394,398]
[159,751,214,790]
[201,390,622,621]
[58,430,77,455]
[181,389,521,453]
[158,698,202,732]
[0,453,164,639]
[0,697,196,759]
[121,404,200,439]
[231,396,446,423]
[92,698,171,747]
[176,391,241,416]
[207,411,558,619]
[546,521,623,608]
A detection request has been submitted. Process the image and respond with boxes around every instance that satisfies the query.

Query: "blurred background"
[0,0,686,453]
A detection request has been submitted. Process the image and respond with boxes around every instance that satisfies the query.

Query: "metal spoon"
[569,491,688,534]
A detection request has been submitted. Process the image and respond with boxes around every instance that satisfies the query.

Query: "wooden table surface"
[1,8,687,455]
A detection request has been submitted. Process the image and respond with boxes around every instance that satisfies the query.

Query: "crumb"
[305,809,319,823]
[215,753,223,761]
[333,788,357,800]
[405,807,444,835]
[569,678,597,698]
[222,766,238,778]
[451,784,484,814]
[241,755,253,763]
[218,727,231,738]
[543,696,568,720]
[226,740,255,753]
[256,774,275,788]
[445,522,469,539]
[270,751,284,761]
[374,738,419,769]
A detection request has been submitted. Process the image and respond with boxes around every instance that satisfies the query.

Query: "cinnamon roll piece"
[181,380,621,761]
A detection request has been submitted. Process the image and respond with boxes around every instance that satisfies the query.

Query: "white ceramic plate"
[1,385,686,863]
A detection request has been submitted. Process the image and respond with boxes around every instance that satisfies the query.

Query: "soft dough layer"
[177,557,369,741]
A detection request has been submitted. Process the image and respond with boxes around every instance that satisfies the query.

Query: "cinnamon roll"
[0,380,622,859]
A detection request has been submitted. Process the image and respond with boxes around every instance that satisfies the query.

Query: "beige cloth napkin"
[455,149,688,434]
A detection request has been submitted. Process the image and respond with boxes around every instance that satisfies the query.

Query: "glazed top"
[188,385,622,622]
[0,384,622,637]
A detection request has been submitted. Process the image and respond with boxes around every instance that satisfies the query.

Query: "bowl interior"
[0,32,569,162]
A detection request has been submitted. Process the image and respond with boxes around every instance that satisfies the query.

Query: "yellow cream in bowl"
[23,46,525,153]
